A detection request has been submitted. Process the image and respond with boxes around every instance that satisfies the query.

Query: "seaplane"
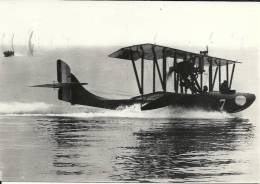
[32,43,255,113]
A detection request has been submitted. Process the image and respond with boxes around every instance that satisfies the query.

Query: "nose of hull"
[230,93,256,113]
[247,93,256,107]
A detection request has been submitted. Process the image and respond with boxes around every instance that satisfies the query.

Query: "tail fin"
[32,59,120,109]
[57,59,71,83]
[31,59,87,103]
[57,59,72,102]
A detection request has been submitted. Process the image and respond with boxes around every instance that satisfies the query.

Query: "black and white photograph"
[0,1,259,183]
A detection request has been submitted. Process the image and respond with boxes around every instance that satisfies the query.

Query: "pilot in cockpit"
[220,80,229,93]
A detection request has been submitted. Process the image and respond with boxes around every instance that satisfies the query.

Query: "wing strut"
[152,46,164,91]
[162,48,167,91]
[218,61,221,91]
[229,64,235,89]
[174,52,178,93]
[199,56,204,90]
[212,65,219,90]
[140,45,144,95]
[208,58,213,91]
[226,62,229,86]
[153,52,156,92]
[131,51,142,94]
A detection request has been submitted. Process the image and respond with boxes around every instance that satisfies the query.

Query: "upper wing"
[109,43,240,66]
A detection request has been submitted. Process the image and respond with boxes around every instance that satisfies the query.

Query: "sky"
[0,1,259,101]
[0,1,259,51]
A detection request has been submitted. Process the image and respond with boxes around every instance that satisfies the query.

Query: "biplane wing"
[109,43,240,66]
[109,43,242,96]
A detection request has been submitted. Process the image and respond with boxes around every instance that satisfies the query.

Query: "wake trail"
[0,102,234,119]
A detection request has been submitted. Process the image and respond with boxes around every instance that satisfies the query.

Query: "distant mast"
[1,33,5,52]
[11,34,14,52]
[28,31,34,56]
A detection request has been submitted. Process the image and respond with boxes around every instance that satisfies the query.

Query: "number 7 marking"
[219,99,226,111]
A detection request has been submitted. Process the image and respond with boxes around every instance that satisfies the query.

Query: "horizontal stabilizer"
[30,82,88,88]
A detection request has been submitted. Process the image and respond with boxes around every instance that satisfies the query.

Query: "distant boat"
[28,31,34,56]
[2,33,14,57]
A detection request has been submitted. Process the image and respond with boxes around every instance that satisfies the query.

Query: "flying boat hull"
[139,91,255,113]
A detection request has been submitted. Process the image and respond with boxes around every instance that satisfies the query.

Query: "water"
[0,105,258,183]
[0,47,258,182]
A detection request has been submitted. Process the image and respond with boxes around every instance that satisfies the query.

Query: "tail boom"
[68,74,136,109]
[32,59,136,109]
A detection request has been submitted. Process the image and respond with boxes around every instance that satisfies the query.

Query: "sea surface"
[0,47,258,182]
[0,104,259,183]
